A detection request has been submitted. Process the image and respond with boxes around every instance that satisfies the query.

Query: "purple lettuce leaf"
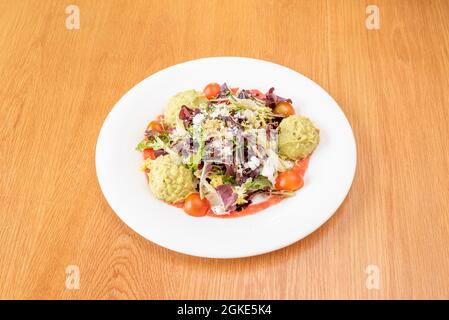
[218,83,230,98]
[235,167,259,185]
[224,164,236,176]
[179,105,201,127]
[243,166,261,178]
[237,90,251,99]
[198,161,212,173]
[215,184,237,211]
[179,105,193,120]
[264,87,292,109]
[153,149,167,157]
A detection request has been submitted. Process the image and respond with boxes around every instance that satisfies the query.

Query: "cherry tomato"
[183,193,210,217]
[275,170,304,191]
[273,101,295,117]
[147,120,163,132]
[143,148,156,160]
[249,89,265,99]
[231,87,239,95]
[203,83,221,99]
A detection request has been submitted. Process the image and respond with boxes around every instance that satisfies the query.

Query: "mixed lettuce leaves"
[137,84,296,213]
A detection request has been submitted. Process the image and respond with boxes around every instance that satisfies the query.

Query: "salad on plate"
[136,83,319,218]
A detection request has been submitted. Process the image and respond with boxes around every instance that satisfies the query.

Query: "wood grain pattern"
[1,0,449,299]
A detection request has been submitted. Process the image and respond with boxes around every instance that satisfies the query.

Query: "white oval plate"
[96,57,356,258]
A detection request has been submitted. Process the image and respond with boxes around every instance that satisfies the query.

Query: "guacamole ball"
[147,155,197,203]
[278,115,320,160]
[164,90,208,127]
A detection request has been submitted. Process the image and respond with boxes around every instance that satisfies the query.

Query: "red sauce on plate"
[171,201,184,209]
[207,195,285,218]
[293,155,310,176]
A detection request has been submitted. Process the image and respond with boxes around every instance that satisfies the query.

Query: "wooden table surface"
[1,0,449,300]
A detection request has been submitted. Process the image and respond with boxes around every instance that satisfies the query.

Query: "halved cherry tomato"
[147,120,163,132]
[249,89,265,99]
[273,101,295,117]
[143,148,156,160]
[183,193,210,217]
[275,170,304,191]
[203,83,221,99]
[231,87,239,95]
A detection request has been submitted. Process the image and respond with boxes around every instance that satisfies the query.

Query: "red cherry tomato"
[273,101,295,117]
[231,87,239,95]
[147,120,163,132]
[203,83,221,99]
[249,89,265,99]
[183,193,210,217]
[275,170,304,191]
[143,148,156,160]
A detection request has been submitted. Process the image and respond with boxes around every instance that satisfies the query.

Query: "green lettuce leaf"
[246,175,272,191]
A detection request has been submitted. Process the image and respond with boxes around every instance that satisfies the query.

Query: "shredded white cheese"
[247,156,261,170]
[210,104,230,118]
[261,150,281,184]
[192,113,205,128]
